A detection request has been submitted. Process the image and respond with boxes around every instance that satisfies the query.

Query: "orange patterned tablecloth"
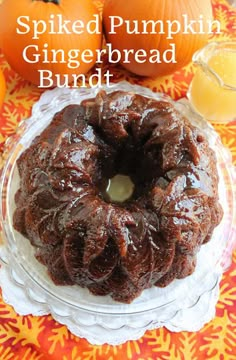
[0,0,236,359]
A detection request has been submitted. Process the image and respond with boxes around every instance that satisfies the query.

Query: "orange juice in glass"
[188,41,236,123]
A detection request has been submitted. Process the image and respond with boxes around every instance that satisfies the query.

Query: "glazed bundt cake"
[13,90,223,303]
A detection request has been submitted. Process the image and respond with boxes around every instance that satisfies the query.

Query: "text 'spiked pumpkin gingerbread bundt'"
[13,90,223,303]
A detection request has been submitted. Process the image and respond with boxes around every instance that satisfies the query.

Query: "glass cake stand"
[0,82,235,345]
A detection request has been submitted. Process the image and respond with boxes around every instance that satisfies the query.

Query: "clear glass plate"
[0,82,235,328]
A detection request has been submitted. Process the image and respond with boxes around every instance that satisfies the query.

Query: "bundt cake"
[13,90,223,303]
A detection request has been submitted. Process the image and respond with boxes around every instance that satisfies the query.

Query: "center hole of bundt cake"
[97,138,162,204]
[105,174,135,203]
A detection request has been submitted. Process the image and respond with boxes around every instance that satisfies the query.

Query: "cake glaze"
[13,90,223,303]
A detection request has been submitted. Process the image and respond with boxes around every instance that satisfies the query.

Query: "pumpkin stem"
[37,0,60,4]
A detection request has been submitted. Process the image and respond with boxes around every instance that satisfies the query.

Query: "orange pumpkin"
[103,0,213,77]
[0,0,102,86]
[0,68,6,108]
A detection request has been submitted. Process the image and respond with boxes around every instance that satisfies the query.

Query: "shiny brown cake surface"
[13,90,223,303]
